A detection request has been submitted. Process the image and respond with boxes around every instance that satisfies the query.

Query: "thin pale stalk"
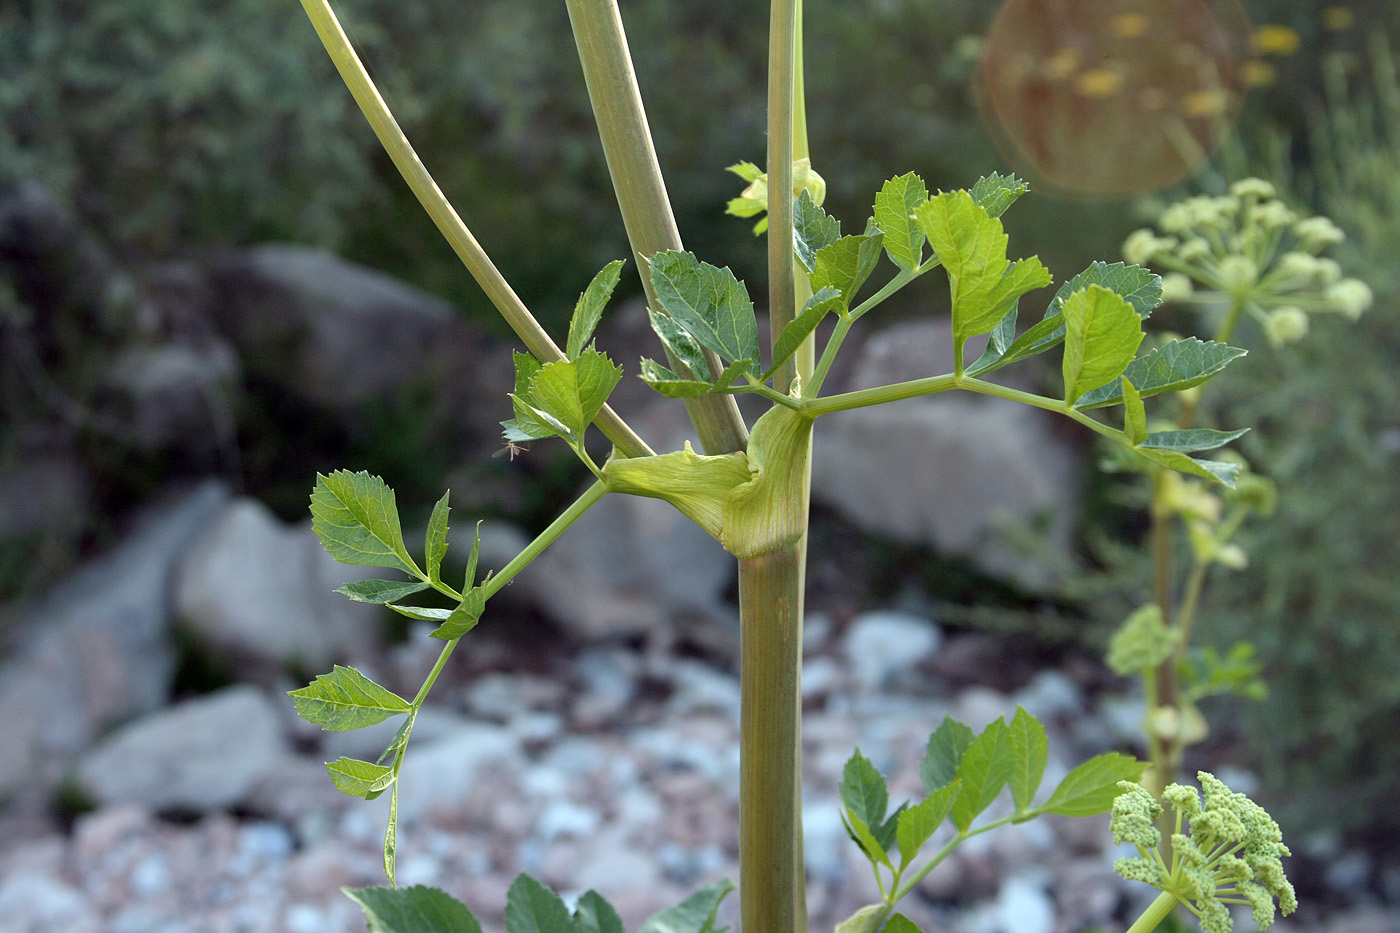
[768,0,799,396]
[1124,891,1181,933]
[297,0,652,459]
[739,547,804,933]
[564,0,748,456]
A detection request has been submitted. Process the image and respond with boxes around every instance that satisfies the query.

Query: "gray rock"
[841,610,942,691]
[0,871,101,933]
[101,339,240,451]
[204,244,510,449]
[77,685,291,811]
[173,496,381,676]
[521,486,734,641]
[0,480,230,797]
[0,448,90,539]
[812,319,1082,591]
[991,871,1055,933]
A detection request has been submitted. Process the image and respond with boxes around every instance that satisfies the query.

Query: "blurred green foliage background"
[2,0,1397,845]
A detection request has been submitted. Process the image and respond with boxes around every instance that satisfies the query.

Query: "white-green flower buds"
[1219,255,1259,293]
[1160,272,1194,302]
[1107,604,1180,676]
[1230,178,1276,200]
[1293,215,1346,249]
[1325,278,1372,319]
[1264,307,1309,346]
[1123,228,1174,266]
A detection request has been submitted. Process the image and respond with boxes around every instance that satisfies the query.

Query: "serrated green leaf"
[874,802,906,853]
[978,262,1162,376]
[1132,447,1241,487]
[1075,338,1247,408]
[334,579,432,605]
[430,588,485,640]
[873,172,929,271]
[839,748,889,829]
[376,715,414,766]
[833,904,891,933]
[883,915,925,933]
[425,490,450,586]
[969,171,1030,218]
[384,783,399,885]
[896,781,960,866]
[464,520,482,591]
[950,718,1017,831]
[646,305,711,380]
[345,885,483,933]
[1038,752,1146,817]
[843,809,892,868]
[1123,378,1148,446]
[310,471,419,576]
[768,286,843,381]
[1047,262,1161,320]
[726,160,763,183]
[568,260,625,360]
[712,358,750,391]
[510,394,573,443]
[326,757,395,798]
[572,891,625,933]
[811,234,884,311]
[1140,428,1248,453]
[1062,285,1145,405]
[507,352,556,440]
[650,251,760,371]
[639,358,713,398]
[914,191,1051,348]
[794,190,841,271]
[386,604,454,622]
[290,666,412,732]
[921,715,975,792]
[505,873,573,933]
[528,353,622,442]
[1007,706,1049,812]
[638,878,735,933]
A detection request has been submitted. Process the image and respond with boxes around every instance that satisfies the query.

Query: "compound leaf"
[505,873,573,933]
[921,715,975,792]
[650,251,759,371]
[425,490,450,585]
[969,171,1030,219]
[639,358,713,398]
[646,304,711,381]
[897,780,960,866]
[1141,428,1248,453]
[883,915,924,933]
[1075,338,1247,409]
[1007,706,1049,812]
[290,665,411,732]
[345,885,483,933]
[429,588,486,640]
[873,172,929,271]
[334,579,431,605]
[839,748,889,830]
[567,260,625,360]
[311,471,418,576]
[794,190,841,271]
[326,757,395,798]
[1062,285,1145,405]
[811,233,885,312]
[1132,447,1241,486]
[573,891,625,933]
[843,809,892,868]
[1123,378,1148,446]
[768,286,843,380]
[950,718,1017,831]
[1039,752,1146,817]
[638,878,735,933]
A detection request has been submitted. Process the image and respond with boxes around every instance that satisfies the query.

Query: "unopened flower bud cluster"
[1123,178,1371,346]
[1111,773,1297,933]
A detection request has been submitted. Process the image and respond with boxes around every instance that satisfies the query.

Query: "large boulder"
[0,480,230,797]
[173,496,383,677]
[811,319,1083,590]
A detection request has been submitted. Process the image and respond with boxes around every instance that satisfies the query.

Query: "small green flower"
[1107,605,1180,676]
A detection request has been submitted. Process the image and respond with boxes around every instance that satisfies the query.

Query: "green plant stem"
[1124,891,1182,933]
[768,0,799,397]
[409,481,608,708]
[891,807,1041,903]
[738,546,804,933]
[564,0,747,456]
[298,0,653,461]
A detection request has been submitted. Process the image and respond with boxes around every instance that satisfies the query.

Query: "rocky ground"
[1,601,1395,933]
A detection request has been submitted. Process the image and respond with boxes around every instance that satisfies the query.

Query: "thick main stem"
[739,547,804,933]
[564,0,748,456]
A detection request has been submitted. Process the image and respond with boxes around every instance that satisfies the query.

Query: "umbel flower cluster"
[1112,773,1297,933]
[1123,178,1371,345]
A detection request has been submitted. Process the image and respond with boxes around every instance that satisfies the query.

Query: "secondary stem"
[1124,891,1181,933]
[564,0,748,456]
[298,0,652,460]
